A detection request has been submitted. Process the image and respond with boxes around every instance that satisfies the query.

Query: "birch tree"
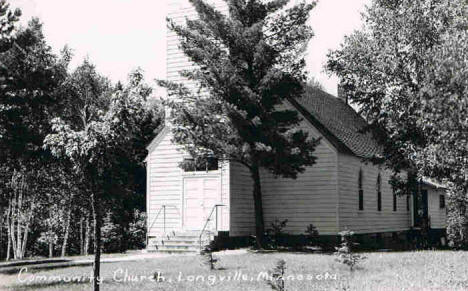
[45,69,161,291]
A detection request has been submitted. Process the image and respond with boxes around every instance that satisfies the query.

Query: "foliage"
[326,0,468,247]
[305,224,319,246]
[158,0,319,249]
[334,230,366,272]
[0,18,69,163]
[265,218,288,249]
[44,69,161,290]
[200,240,219,270]
[127,210,147,250]
[0,0,21,51]
[267,259,286,291]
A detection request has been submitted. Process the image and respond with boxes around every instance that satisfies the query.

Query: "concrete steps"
[147,230,216,254]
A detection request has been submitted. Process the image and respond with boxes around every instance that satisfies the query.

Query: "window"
[377,173,382,211]
[393,191,397,212]
[440,195,446,209]
[182,157,219,172]
[406,195,410,211]
[358,168,364,210]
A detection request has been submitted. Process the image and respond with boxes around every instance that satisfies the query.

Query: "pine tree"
[159,0,319,249]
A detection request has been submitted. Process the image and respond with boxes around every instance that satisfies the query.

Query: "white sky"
[13,0,369,95]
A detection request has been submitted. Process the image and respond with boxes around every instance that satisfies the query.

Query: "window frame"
[377,173,382,212]
[439,194,446,209]
[358,168,364,211]
[181,157,220,173]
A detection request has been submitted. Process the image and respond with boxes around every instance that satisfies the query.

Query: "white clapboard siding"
[147,130,184,237]
[337,153,412,233]
[219,160,230,231]
[229,101,340,236]
[424,186,447,229]
[146,128,229,236]
[229,162,256,236]
[167,0,228,86]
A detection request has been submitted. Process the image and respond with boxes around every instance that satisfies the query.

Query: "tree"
[45,69,161,291]
[0,0,21,52]
[158,0,320,249]
[0,18,69,260]
[326,0,468,246]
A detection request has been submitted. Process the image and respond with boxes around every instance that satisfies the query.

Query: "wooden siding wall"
[229,101,339,236]
[219,161,230,231]
[424,187,447,229]
[167,0,227,85]
[147,130,184,237]
[337,154,411,233]
[147,130,229,236]
[229,162,256,236]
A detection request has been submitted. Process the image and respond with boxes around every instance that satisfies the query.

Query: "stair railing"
[146,204,180,247]
[199,204,226,249]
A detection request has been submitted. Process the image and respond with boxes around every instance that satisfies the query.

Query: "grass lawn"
[1,250,468,291]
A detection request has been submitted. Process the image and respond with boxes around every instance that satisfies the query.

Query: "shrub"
[305,224,319,246]
[265,219,288,249]
[334,230,366,271]
[200,240,219,270]
[128,210,146,250]
[267,259,286,291]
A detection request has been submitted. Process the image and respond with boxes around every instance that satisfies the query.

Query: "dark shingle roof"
[290,87,383,159]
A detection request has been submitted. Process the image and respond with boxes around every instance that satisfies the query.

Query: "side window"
[358,168,364,210]
[406,195,410,211]
[439,195,446,209]
[377,173,382,211]
[393,190,397,212]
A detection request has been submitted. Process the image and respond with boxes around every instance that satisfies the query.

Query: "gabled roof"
[146,87,383,160]
[290,87,383,159]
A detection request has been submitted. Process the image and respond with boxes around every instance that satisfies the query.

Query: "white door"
[183,177,220,230]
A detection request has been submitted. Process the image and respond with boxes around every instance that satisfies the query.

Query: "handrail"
[199,204,226,249]
[146,204,180,247]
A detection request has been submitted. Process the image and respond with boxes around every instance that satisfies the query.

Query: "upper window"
[440,195,446,209]
[358,168,364,211]
[377,173,382,211]
[182,157,219,172]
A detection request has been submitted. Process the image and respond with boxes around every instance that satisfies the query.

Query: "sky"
[13,0,370,96]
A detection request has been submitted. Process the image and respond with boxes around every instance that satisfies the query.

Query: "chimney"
[337,84,348,105]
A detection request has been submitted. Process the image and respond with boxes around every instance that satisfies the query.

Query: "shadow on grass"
[0,259,72,269]
[9,279,92,291]
[0,262,92,275]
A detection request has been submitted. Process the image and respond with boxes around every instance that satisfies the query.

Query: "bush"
[127,210,146,250]
[266,259,286,291]
[305,224,319,246]
[265,219,288,250]
[200,240,220,270]
[334,230,366,271]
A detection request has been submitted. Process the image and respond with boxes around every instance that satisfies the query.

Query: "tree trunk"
[10,195,17,260]
[61,194,74,257]
[90,193,102,291]
[49,240,53,258]
[6,201,11,261]
[16,190,22,260]
[21,199,35,259]
[80,217,84,255]
[250,164,265,249]
[84,215,90,256]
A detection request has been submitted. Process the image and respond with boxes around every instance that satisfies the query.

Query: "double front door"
[183,176,220,230]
